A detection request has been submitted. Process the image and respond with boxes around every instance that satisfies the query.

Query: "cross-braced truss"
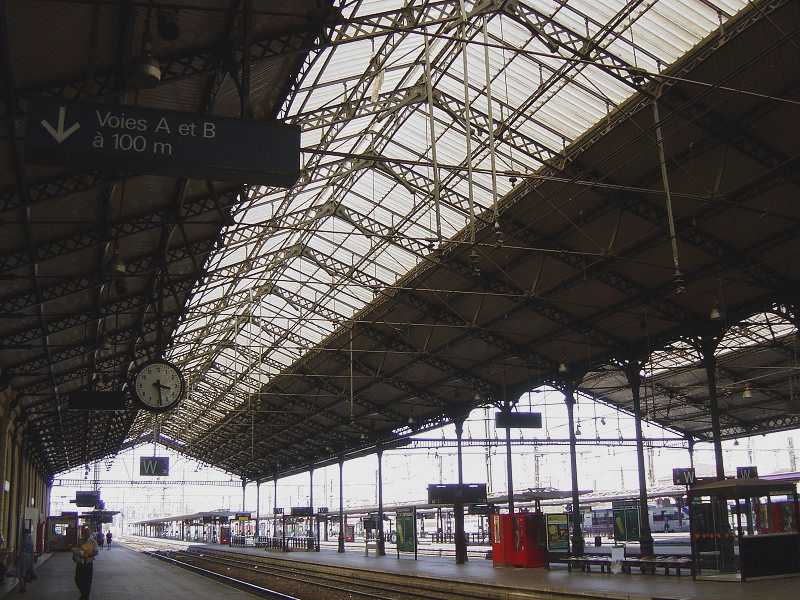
[3,0,800,478]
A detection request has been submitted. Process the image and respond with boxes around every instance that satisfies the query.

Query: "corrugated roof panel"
[168,0,755,433]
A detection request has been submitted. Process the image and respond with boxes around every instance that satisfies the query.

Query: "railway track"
[121,536,651,600]
[165,547,496,600]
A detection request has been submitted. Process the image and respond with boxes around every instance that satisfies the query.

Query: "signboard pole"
[414,507,418,561]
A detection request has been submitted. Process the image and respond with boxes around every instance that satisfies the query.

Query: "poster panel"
[546,514,570,552]
[396,514,415,553]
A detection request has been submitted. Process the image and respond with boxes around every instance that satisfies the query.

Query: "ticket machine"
[219,525,231,545]
[492,513,547,568]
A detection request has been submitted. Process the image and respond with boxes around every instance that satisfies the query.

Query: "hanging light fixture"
[558,362,569,374]
[130,10,161,89]
[743,383,753,399]
[575,423,582,436]
[709,302,722,321]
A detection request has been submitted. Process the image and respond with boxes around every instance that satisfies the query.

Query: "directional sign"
[427,483,487,505]
[495,411,542,429]
[672,467,696,486]
[68,391,126,411]
[140,456,169,477]
[75,491,100,507]
[737,466,759,480]
[25,98,301,186]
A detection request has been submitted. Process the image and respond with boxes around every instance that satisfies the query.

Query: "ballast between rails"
[144,549,300,600]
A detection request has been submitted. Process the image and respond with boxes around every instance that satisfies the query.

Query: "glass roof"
[138,0,751,448]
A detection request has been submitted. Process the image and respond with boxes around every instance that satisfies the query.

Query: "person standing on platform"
[105,531,112,549]
[73,529,98,600]
[15,530,34,593]
[96,531,104,550]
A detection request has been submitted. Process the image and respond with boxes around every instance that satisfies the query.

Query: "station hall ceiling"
[1,0,799,478]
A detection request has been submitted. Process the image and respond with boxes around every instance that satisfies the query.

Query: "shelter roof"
[136,0,800,482]
[688,477,797,499]
[133,509,235,525]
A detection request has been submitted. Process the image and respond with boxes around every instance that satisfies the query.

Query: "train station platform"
[17,545,259,600]
[164,538,798,600]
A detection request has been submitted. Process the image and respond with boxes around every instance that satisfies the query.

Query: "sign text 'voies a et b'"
[25,98,301,186]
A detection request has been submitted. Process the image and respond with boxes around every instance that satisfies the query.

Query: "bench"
[622,556,695,576]
[548,554,613,574]
[365,542,379,557]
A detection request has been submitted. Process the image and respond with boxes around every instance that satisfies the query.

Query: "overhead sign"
[291,506,313,517]
[672,467,696,486]
[140,456,169,477]
[75,491,100,507]
[427,483,487,505]
[317,507,329,514]
[274,508,284,515]
[495,412,543,429]
[68,391,126,411]
[467,504,495,515]
[25,98,301,186]
[737,466,759,480]
[235,512,251,521]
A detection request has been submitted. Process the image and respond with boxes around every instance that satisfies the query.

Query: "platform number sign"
[140,456,169,477]
[737,466,758,480]
[672,467,696,486]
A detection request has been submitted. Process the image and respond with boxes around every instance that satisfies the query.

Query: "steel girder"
[0,236,213,319]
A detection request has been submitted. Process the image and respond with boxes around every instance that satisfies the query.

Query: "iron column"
[504,403,514,514]
[625,362,655,556]
[701,336,725,478]
[308,468,315,550]
[564,386,585,554]
[377,448,385,556]
[454,417,467,564]
[255,481,260,540]
[338,458,345,553]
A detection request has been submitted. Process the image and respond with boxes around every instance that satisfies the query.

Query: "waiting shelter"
[688,478,800,581]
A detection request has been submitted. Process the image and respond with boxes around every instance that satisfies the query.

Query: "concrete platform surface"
[23,545,258,600]
[189,539,798,600]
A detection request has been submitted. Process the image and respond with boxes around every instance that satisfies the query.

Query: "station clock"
[132,359,186,413]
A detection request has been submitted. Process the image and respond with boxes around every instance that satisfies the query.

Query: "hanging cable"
[458,0,477,248]
[482,14,501,243]
[652,91,684,294]
[423,27,443,248]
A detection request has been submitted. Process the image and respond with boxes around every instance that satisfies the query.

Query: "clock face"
[133,360,185,413]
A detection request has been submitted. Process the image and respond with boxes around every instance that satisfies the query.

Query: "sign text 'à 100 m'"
[94,109,217,157]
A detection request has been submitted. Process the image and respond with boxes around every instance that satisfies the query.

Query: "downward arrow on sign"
[40,106,80,143]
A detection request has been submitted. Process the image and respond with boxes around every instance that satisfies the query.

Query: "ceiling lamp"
[130,50,161,89]
[743,383,753,399]
[558,362,569,374]
[709,303,722,321]
[575,424,581,436]
[130,18,161,89]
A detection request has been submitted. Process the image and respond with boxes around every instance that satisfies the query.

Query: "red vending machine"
[509,513,547,568]
[219,525,231,545]
[491,514,513,566]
